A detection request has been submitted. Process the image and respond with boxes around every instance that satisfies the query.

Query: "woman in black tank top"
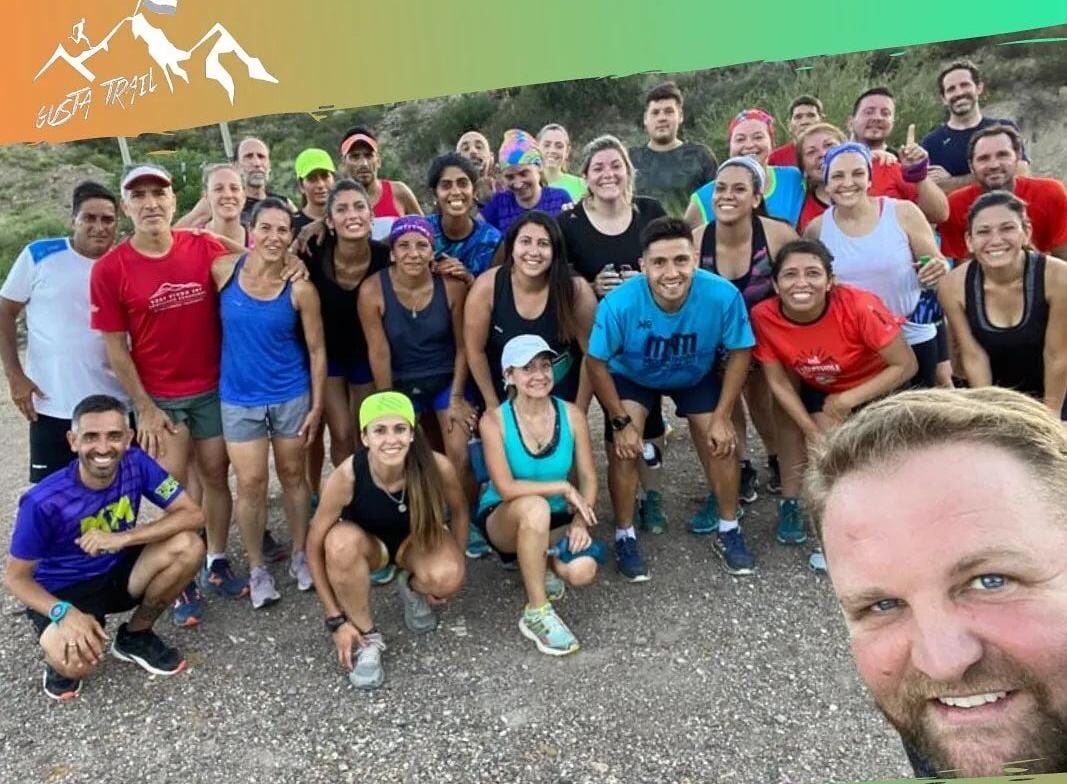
[464,211,597,410]
[692,158,799,500]
[940,191,1067,417]
[305,392,468,690]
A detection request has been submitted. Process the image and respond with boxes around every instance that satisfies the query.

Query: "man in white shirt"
[0,181,130,482]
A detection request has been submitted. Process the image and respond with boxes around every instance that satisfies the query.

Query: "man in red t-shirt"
[940,124,1067,261]
[768,95,824,168]
[91,163,239,626]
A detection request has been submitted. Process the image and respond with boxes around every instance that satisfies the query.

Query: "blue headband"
[822,142,873,184]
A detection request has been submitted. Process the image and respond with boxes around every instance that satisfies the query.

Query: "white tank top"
[819,198,935,345]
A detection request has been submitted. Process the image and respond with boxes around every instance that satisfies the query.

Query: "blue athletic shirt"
[9,448,183,592]
[587,269,755,389]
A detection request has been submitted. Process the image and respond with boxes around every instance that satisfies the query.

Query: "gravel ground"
[0,394,912,784]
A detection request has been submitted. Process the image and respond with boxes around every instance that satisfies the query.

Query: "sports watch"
[610,414,633,432]
[325,613,348,634]
[48,600,73,624]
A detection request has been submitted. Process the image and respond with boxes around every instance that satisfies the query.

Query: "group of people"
[3,56,1067,780]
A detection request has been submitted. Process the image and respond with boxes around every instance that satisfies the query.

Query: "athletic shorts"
[25,546,145,637]
[29,413,74,483]
[611,370,722,418]
[221,391,310,442]
[327,359,373,386]
[602,400,667,444]
[474,503,572,563]
[151,389,223,440]
[395,374,459,416]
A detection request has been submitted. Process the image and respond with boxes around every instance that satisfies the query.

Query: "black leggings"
[908,336,940,389]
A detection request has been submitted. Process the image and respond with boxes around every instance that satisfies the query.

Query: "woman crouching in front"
[305,391,467,690]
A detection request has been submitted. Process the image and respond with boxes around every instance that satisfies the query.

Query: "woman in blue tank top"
[212,198,327,610]
[475,334,600,657]
[358,216,479,506]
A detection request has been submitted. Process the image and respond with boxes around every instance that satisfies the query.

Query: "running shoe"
[42,666,82,701]
[776,498,808,545]
[370,563,398,586]
[809,549,828,574]
[688,494,745,535]
[766,455,782,495]
[250,565,281,609]
[712,527,756,576]
[739,460,759,504]
[171,581,203,627]
[614,536,650,582]
[198,557,249,599]
[637,490,667,534]
[288,550,314,591]
[111,623,186,676]
[397,571,438,634]
[262,531,289,564]
[544,569,565,601]
[519,603,579,656]
[465,524,492,559]
[349,632,386,690]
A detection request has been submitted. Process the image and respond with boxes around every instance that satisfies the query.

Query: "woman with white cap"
[475,334,601,657]
[305,391,468,690]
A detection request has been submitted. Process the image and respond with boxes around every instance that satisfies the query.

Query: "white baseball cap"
[121,164,172,190]
[501,334,557,372]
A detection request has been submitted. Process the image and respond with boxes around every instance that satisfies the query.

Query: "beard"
[876,653,1067,777]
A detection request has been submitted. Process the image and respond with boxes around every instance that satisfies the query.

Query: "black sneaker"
[111,623,186,676]
[766,455,782,495]
[739,460,759,504]
[263,531,289,563]
[42,666,82,701]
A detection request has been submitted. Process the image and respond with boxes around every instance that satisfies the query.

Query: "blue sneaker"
[519,603,579,656]
[712,527,756,576]
[688,494,744,535]
[171,581,204,627]
[776,498,808,545]
[614,536,649,582]
[198,557,249,599]
[465,524,492,559]
[370,563,397,586]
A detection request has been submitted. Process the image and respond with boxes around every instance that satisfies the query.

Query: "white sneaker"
[288,551,313,591]
[349,632,386,690]
[250,565,281,609]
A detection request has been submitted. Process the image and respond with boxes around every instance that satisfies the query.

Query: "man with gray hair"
[804,386,1067,777]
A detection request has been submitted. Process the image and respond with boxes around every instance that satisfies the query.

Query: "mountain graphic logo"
[34,0,277,104]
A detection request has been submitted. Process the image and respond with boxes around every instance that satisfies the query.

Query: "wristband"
[325,613,347,634]
[902,157,929,183]
[49,600,73,624]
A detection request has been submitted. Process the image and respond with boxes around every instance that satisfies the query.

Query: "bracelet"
[902,157,929,183]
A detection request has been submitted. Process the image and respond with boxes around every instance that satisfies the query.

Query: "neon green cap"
[294,148,336,180]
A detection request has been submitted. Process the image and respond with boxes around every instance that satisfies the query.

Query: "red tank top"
[374,180,403,218]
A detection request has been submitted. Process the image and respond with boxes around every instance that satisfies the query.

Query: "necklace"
[369,465,407,512]
[515,404,555,451]
[391,270,432,319]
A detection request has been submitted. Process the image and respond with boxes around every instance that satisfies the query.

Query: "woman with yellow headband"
[305,391,467,690]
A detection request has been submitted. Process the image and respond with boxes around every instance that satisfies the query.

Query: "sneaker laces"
[357,633,387,664]
[250,567,274,593]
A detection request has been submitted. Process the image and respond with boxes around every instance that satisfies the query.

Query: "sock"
[614,526,636,542]
[718,518,738,533]
[206,552,226,569]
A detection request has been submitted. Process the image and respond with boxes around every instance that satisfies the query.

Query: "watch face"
[49,602,67,621]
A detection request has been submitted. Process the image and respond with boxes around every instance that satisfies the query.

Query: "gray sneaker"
[349,632,386,690]
[249,565,281,609]
[288,550,313,591]
[397,571,438,633]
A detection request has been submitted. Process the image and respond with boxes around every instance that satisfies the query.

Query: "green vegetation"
[1,25,1064,277]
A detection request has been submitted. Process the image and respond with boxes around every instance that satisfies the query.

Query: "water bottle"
[642,441,662,469]
[547,538,608,565]
[468,435,489,485]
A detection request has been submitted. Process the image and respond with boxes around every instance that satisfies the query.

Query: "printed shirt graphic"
[588,269,755,389]
[9,448,182,592]
[428,214,502,276]
[90,232,227,398]
[751,285,904,393]
[0,237,129,418]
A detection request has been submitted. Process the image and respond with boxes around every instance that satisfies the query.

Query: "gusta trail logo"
[33,0,278,129]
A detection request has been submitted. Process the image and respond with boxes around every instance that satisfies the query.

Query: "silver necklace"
[370,465,407,512]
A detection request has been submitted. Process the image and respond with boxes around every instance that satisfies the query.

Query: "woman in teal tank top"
[474,335,600,657]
